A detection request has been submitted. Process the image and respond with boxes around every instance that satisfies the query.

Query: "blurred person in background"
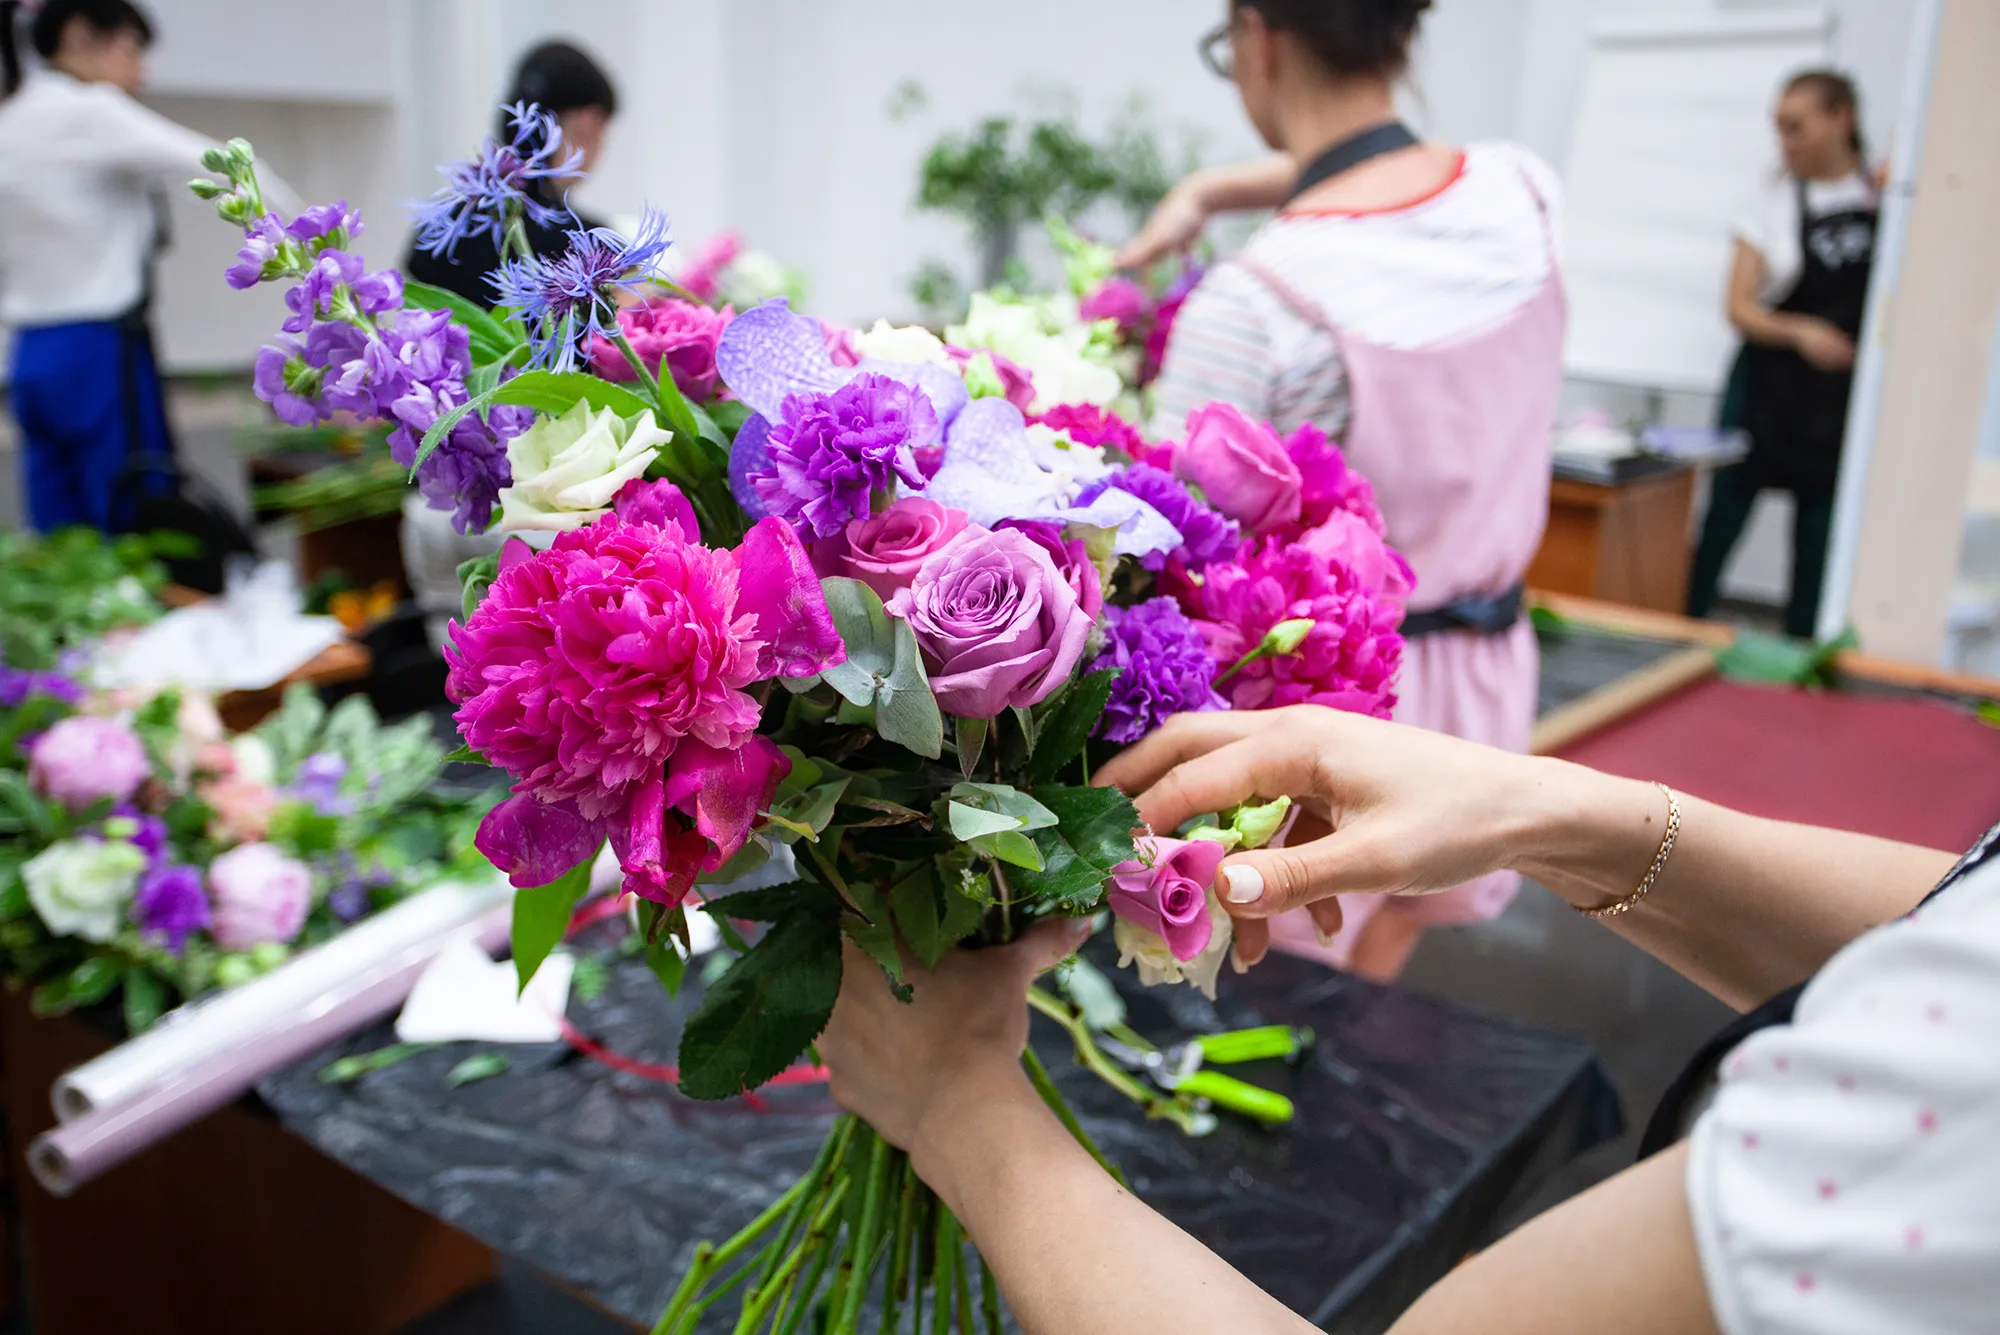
[1688,71,1876,641]
[1118,0,1565,981]
[0,0,210,532]
[403,39,617,306]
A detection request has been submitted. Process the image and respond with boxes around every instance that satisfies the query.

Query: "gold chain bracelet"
[1577,782,1680,920]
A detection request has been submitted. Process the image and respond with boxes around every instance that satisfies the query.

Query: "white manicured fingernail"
[1315,926,1337,950]
[1223,865,1264,904]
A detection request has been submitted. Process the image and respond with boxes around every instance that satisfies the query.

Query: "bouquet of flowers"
[0,673,495,1033]
[198,107,1407,1333]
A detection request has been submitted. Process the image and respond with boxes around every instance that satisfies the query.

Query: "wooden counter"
[1527,466,1696,613]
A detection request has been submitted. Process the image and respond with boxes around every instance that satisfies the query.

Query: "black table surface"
[259,929,1621,1334]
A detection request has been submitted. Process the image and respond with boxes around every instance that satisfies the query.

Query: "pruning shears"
[1096,1024,1314,1128]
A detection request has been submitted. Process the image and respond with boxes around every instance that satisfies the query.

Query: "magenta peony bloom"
[610,477,701,533]
[679,230,741,304]
[1079,277,1151,332]
[822,319,862,368]
[587,298,733,401]
[1033,402,1148,462]
[1142,266,1201,386]
[1184,522,1404,716]
[944,344,1036,413]
[887,526,1094,719]
[1279,420,1387,538]
[1173,402,1302,534]
[447,512,842,904]
[1107,837,1226,962]
[208,843,311,951]
[28,715,150,811]
[752,373,939,539]
[839,498,970,601]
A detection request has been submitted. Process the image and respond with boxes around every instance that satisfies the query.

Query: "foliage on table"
[198,103,1408,1334]
[0,527,181,674]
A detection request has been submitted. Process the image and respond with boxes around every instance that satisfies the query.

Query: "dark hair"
[1233,0,1432,79]
[500,40,617,134]
[3,0,154,95]
[1785,68,1864,159]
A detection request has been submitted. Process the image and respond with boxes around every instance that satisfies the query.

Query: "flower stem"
[612,326,666,412]
[1214,644,1267,686]
[772,1200,845,1335]
[1025,986,1205,1135]
[830,1133,896,1335]
[979,1256,1003,1335]
[739,1177,850,1334]
[932,1207,960,1335]
[880,1162,921,1334]
[1020,1044,1128,1188]
[652,1242,717,1335]
[502,209,535,264]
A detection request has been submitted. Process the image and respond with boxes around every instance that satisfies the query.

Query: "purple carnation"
[752,373,938,538]
[133,862,210,953]
[1094,598,1226,744]
[0,666,85,708]
[111,803,169,861]
[1076,464,1240,571]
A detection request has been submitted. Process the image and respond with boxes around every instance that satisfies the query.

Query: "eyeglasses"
[1199,22,1234,80]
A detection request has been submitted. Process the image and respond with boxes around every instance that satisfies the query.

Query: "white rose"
[496,402,671,534]
[1113,892,1234,1000]
[949,294,1122,413]
[851,319,950,366]
[23,838,146,943]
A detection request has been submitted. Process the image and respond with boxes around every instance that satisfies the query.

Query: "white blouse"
[0,70,213,327]
[1687,828,2000,1334]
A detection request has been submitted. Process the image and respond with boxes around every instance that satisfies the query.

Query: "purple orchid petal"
[474,792,607,889]
[715,298,848,419]
[728,412,777,520]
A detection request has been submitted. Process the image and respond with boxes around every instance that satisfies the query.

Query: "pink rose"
[1079,277,1151,332]
[1107,837,1226,962]
[840,498,971,601]
[201,777,279,844]
[208,842,311,950]
[588,298,732,401]
[1173,402,1302,534]
[28,715,150,810]
[887,527,1094,719]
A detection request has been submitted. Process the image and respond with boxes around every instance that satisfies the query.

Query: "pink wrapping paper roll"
[29,909,512,1197]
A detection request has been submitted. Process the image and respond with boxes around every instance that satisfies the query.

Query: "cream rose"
[496,402,671,533]
[23,838,146,943]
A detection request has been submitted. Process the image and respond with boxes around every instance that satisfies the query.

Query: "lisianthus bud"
[1262,618,1315,656]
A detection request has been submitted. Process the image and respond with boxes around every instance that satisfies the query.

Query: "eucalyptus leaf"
[955,715,988,779]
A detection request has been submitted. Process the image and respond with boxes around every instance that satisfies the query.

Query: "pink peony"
[208,842,311,950]
[822,319,862,368]
[1079,277,1151,332]
[588,298,732,401]
[1183,522,1405,716]
[447,511,843,905]
[28,715,150,810]
[610,477,701,533]
[1141,273,1197,386]
[1173,402,1302,534]
[1278,420,1387,538]
[839,498,970,601]
[944,344,1037,413]
[1107,837,1226,962]
[201,776,279,844]
[678,231,741,304]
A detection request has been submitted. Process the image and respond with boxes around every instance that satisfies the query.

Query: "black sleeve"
[403,233,504,307]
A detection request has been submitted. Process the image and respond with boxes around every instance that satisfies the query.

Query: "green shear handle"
[1176,1069,1295,1124]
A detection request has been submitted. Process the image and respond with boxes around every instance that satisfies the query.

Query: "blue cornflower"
[410,102,582,259]
[487,207,674,371]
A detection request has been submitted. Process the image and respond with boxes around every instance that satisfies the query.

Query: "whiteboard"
[1561,9,1834,391]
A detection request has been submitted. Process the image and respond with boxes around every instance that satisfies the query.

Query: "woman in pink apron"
[1134,0,1565,979]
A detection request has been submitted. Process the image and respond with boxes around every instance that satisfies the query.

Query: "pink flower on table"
[887,526,1094,719]
[447,510,844,906]
[1107,837,1227,962]
[1184,521,1405,717]
[838,498,971,601]
[28,715,150,810]
[208,843,311,950]
[587,298,733,401]
[1172,402,1302,534]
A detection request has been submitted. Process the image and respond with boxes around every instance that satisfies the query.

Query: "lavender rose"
[208,843,312,951]
[839,498,970,601]
[1173,401,1302,534]
[888,527,1094,719]
[29,715,151,810]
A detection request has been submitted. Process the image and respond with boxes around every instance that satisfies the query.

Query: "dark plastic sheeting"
[259,936,1620,1333]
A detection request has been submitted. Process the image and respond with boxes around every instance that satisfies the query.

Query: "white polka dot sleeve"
[1685,861,2000,1335]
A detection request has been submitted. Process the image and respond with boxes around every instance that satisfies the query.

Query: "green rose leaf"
[677,907,842,1099]
[510,850,597,994]
[1024,667,1120,785]
[840,878,909,999]
[889,865,985,969]
[410,371,655,472]
[954,714,988,779]
[1009,784,1141,910]
[122,965,166,1033]
[401,279,525,365]
[702,881,821,924]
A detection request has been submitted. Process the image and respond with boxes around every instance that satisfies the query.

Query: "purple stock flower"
[487,207,674,371]
[751,373,938,538]
[285,199,363,249]
[226,214,288,290]
[252,337,326,426]
[412,102,582,259]
[0,666,85,707]
[282,250,363,333]
[1094,597,1226,744]
[1076,464,1241,571]
[133,862,210,953]
[391,401,528,535]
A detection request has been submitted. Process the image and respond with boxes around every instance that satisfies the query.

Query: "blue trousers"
[11,318,174,532]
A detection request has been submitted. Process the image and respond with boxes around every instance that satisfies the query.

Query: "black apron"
[1736,180,1877,498]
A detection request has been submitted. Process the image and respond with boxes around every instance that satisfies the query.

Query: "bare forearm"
[1728,296,1805,350]
[1186,155,1295,215]
[1513,759,1952,1008]
[915,1067,1314,1335]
